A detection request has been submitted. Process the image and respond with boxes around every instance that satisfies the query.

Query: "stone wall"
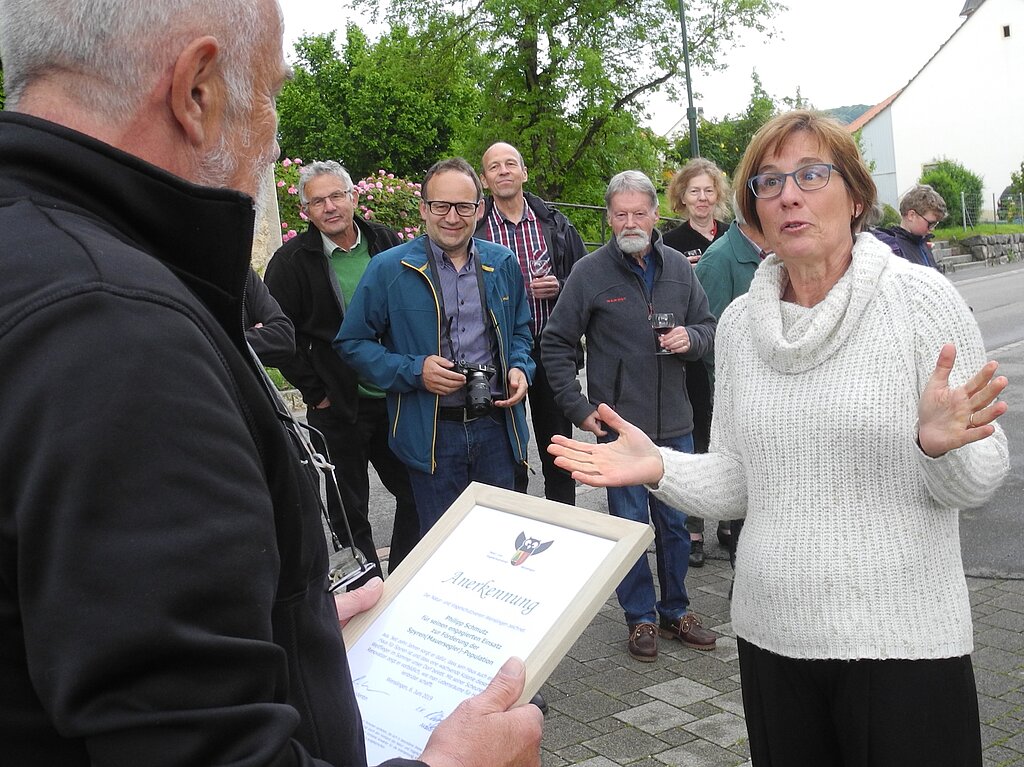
[251,169,284,274]
[959,233,1024,264]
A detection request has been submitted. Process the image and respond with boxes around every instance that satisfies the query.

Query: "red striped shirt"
[482,203,552,336]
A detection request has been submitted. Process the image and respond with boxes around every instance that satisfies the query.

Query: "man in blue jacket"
[872,184,947,270]
[337,158,535,535]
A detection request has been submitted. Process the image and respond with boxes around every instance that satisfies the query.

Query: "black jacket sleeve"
[244,268,297,368]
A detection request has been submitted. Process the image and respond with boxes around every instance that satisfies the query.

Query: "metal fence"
[958,190,1024,230]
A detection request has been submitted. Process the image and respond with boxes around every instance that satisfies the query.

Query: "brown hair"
[734,110,877,236]
[899,184,948,219]
[422,157,483,201]
[667,158,731,220]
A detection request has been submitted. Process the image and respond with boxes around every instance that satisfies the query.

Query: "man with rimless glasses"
[337,158,534,537]
[266,160,419,582]
[871,184,948,270]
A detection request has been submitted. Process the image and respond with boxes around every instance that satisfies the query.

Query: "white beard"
[616,229,651,254]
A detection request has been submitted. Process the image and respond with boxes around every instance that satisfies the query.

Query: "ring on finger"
[969,412,976,428]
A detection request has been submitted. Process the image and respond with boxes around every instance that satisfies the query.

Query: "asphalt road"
[951,263,1024,578]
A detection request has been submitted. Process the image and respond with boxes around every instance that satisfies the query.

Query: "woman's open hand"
[918,344,1008,458]
[548,404,665,487]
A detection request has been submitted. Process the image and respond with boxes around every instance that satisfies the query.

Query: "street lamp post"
[677,0,700,158]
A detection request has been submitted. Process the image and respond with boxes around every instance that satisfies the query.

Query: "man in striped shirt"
[476,142,588,505]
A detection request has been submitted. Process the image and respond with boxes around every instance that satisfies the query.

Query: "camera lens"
[465,371,492,416]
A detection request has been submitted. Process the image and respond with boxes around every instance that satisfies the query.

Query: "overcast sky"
[277,0,969,134]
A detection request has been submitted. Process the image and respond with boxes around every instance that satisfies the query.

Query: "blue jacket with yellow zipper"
[335,235,535,474]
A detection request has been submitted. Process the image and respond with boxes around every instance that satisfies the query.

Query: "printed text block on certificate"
[343,482,654,763]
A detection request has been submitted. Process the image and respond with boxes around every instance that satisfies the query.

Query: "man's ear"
[169,36,223,148]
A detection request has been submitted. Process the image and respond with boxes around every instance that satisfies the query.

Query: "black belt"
[437,405,501,423]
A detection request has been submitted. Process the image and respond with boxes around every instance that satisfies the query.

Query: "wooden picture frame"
[343,482,654,762]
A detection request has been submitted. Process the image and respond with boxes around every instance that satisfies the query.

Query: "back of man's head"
[0,0,265,123]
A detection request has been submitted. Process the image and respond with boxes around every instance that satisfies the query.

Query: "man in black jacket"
[476,142,587,505]
[872,184,947,270]
[0,0,542,764]
[266,161,418,577]
[244,267,296,367]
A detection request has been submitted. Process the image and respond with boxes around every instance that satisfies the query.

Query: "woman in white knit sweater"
[549,111,1009,767]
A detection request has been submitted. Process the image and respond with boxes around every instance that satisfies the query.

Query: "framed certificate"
[343,482,654,763]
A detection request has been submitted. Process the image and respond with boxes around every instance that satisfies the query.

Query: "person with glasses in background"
[548,111,1008,766]
[337,158,534,538]
[872,184,948,270]
[661,158,733,565]
[266,161,419,581]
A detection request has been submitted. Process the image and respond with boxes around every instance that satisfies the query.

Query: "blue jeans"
[407,412,517,535]
[603,431,693,626]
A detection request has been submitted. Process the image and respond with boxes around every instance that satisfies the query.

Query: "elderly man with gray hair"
[541,170,718,662]
[0,0,542,764]
[266,160,419,579]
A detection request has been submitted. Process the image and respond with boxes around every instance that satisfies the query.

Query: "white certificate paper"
[344,484,652,764]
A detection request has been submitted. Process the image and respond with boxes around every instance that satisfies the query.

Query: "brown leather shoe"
[658,614,717,650]
[627,622,658,662]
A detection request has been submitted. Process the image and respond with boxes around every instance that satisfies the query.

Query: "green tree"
[276,25,483,179]
[1010,161,1024,197]
[920,159,984,228]
[353,0,783,203]
[670,70,777,177]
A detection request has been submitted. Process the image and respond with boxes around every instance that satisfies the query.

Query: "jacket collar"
[0,111,256,348]
[729,222,767,264]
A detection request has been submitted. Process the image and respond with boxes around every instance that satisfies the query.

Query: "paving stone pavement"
[531,535,1024,767]
[365,473,1024,766]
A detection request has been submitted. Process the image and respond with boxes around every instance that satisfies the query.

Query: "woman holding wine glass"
[662,158,731,265]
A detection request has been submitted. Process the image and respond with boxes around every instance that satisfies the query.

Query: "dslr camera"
[452,361,496,416]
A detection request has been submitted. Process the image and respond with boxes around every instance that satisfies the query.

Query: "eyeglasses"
[611,210,653,224]
[748,163,842,199]
[423,199,481,217]
[913,210,942,230]
[304,190,351,211]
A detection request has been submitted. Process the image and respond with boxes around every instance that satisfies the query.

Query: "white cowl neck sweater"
[653,232,1009,661]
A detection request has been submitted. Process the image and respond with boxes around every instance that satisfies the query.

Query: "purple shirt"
[429,239,500,405]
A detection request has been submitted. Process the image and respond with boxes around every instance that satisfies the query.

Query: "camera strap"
[424,237,497,365]
[245,343,375,591]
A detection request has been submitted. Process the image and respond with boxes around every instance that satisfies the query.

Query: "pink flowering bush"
[274,157,305,243]
[274,161,422,243]
[354,170,422,240]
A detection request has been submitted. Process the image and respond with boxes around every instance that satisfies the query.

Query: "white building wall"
[888,0,1024,218]
[861,108,898,209]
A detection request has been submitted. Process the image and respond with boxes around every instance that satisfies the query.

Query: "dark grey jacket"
[541,230,716,439]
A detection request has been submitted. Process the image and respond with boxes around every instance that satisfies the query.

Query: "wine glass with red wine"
[651,312,675,355]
